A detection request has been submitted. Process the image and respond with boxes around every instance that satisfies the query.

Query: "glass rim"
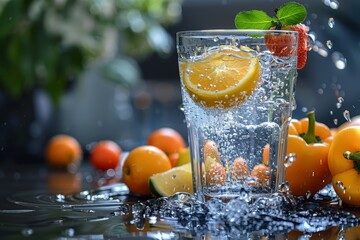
[177,29,298,37]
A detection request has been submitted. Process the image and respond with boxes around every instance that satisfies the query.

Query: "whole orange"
[90,140,122,171]
[45,134,82,168]
[122,145,172,196]
[147,128,186,167]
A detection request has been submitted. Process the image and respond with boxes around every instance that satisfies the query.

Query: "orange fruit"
[122,145,172,196]
[251,164,270,186]
[203,140,221,161]
[180,45,261,108]
[206,162,226,186]
[147,128,186,167]
[45,134,82,168]
[90,140,122,171]
[231,157,249,180]
[262,144,270,166]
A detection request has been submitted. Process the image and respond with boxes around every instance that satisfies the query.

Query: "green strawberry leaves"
[235,2,307,29]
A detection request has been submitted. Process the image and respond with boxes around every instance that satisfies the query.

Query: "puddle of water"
[0,183,359,239]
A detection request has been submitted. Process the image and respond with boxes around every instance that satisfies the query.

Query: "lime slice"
[149,163,193,197]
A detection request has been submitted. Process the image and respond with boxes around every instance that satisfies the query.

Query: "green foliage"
[235,1,306,30]
[0,0,182,104]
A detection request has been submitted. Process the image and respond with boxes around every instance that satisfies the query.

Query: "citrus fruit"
[149,163,193,197]
[203,140,221,161]
[45,134,82,168]
[147,128,186,167]
[90,140,122,171]
[122,145,172,196]
[262,144,270,166]
[206,161,226,186]
[251,164,270,186]
[231,157,249,180]
[180,46,261,108]
[175,147,191,166]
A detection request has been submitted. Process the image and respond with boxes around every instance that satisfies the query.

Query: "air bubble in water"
[326,40,333,49]
[332,52,347,70]
[333,118,338,125]
[330,111,333,115]
[301,107,308,113]
[343,110,351,122]
[328,17,335,28]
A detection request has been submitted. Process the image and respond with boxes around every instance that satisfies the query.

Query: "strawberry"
[264,24,309,69]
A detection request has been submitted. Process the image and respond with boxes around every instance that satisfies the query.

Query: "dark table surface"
[1,161,360,240]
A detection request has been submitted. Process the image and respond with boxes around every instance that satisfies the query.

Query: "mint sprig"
[235,2,307,30]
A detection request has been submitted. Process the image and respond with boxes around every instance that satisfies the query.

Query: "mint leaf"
[235,10,276,30]
[276,2,307,26]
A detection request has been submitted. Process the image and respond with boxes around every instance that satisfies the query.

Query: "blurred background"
[0,0,359,162]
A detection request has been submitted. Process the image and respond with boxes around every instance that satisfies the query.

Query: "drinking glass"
[176,30,298,202]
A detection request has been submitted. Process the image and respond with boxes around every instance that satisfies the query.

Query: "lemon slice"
[149,163,193,197]
[180,46,261,108]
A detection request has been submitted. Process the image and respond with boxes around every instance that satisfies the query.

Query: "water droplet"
[21,228,33,236]
[329,0,340,9]
[313,41,328,57]
[332,51,347,70]
[333,118,338,125]
[336,180,346,194]
[343,110,351,122]
[284,153,296,168]
[63,228,75,237]
[326,40,333,49]
[328,17,335,28]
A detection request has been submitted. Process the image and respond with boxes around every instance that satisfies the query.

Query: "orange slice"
[180,46,261,108]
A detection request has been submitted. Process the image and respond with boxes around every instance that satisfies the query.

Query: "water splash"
[3,184,360,239]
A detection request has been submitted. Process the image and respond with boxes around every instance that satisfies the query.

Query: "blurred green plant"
[0,0,182,104]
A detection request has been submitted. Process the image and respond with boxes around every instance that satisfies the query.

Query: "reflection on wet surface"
[0,164,360,239]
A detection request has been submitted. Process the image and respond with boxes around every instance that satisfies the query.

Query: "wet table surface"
[1,161,360,240]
